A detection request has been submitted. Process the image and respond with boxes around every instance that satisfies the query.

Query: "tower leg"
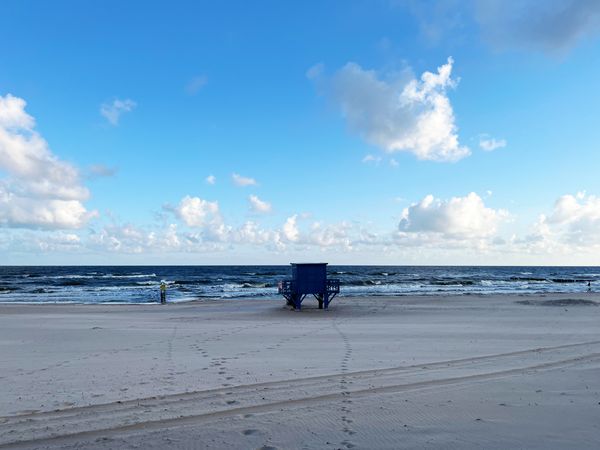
[294,294,301,311]
[317,294,323,309]
[324,293,330,309]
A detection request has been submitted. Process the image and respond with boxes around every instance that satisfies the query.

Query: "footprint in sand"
[332,320,356,446]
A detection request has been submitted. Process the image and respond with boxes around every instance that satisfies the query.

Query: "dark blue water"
[0,266,597,304]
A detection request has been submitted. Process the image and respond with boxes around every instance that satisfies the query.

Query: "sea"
[0,266,598,304]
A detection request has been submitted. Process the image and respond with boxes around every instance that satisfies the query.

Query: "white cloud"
[0,195,92,229]
[474,0,600,52]
[186,75,208,95]
[326,57,469,162]
[362,154,382,164]
[205,174,216,185]
[100,98,136,125]
[282,215,299,242]
[399,192,508,239]
[507,192,600,257]
[0,94,95,229]
[546,193,600,244]
[479,134,506,151]
[167,201,356,251]
[173,195,221,228]
[232,173,257,187]
[306,221,352,249]
[89,223,183,254]
[0,229,84,253]
[248,195,272,214]
[231,221,284,250]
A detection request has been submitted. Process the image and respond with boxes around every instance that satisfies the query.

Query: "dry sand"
[1,293,600,449]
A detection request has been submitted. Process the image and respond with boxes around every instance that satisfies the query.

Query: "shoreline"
[1,290,599,307]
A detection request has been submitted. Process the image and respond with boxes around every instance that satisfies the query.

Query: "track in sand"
[2,339,600,448]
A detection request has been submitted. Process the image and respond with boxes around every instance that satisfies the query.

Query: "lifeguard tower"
[278,263,340,310]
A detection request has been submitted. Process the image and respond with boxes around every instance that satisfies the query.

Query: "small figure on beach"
[588,281,592,291]
[160,282,167,304]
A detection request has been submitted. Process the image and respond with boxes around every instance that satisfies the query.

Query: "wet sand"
[1,293,600,449]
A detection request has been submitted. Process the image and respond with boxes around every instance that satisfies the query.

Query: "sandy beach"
[1,293,600,449]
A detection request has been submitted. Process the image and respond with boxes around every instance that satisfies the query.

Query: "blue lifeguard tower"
[278,263,340,310]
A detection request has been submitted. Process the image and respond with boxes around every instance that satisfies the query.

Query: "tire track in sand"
[1,340,600,448]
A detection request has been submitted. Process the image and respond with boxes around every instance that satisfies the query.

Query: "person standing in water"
[160,282,167,304]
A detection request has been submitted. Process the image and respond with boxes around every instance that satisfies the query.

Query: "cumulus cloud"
[248,195,272,214]
[186,75,208,95]
[306,221,352,249]
[160,192,511,255]
[323,57,469,162]
[232,173,257,187]
[478,134,506,151]
[205,174,216,185]
[545,193,600,245]
[0,94,95,229]
[474,0,600,52]
[399,192,508,239]
[506,192,600,259]
[165,200,355,251]
[282,215,300,242]
[172,196,221,228]
[100,98,136,125]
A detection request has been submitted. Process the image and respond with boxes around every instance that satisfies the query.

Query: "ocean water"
[0,266,598,304]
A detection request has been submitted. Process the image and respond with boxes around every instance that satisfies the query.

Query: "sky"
[2,0,600,265]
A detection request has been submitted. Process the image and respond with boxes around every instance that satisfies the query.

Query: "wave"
[105,273,157,279]
[2,266,599,304]
[38,273,157,280]
[509,277,547,282]
[241,282,272,288]
[173,279,213,285]
[32,288,50,293]
[430,280,475,286]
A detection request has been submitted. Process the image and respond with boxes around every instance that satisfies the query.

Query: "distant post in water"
[160,281,167,304]
[278,263,340,311]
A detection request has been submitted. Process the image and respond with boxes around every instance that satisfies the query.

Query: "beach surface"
[1,293,600,449]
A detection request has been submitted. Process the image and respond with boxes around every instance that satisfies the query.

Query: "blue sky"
[2,0,600,264]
